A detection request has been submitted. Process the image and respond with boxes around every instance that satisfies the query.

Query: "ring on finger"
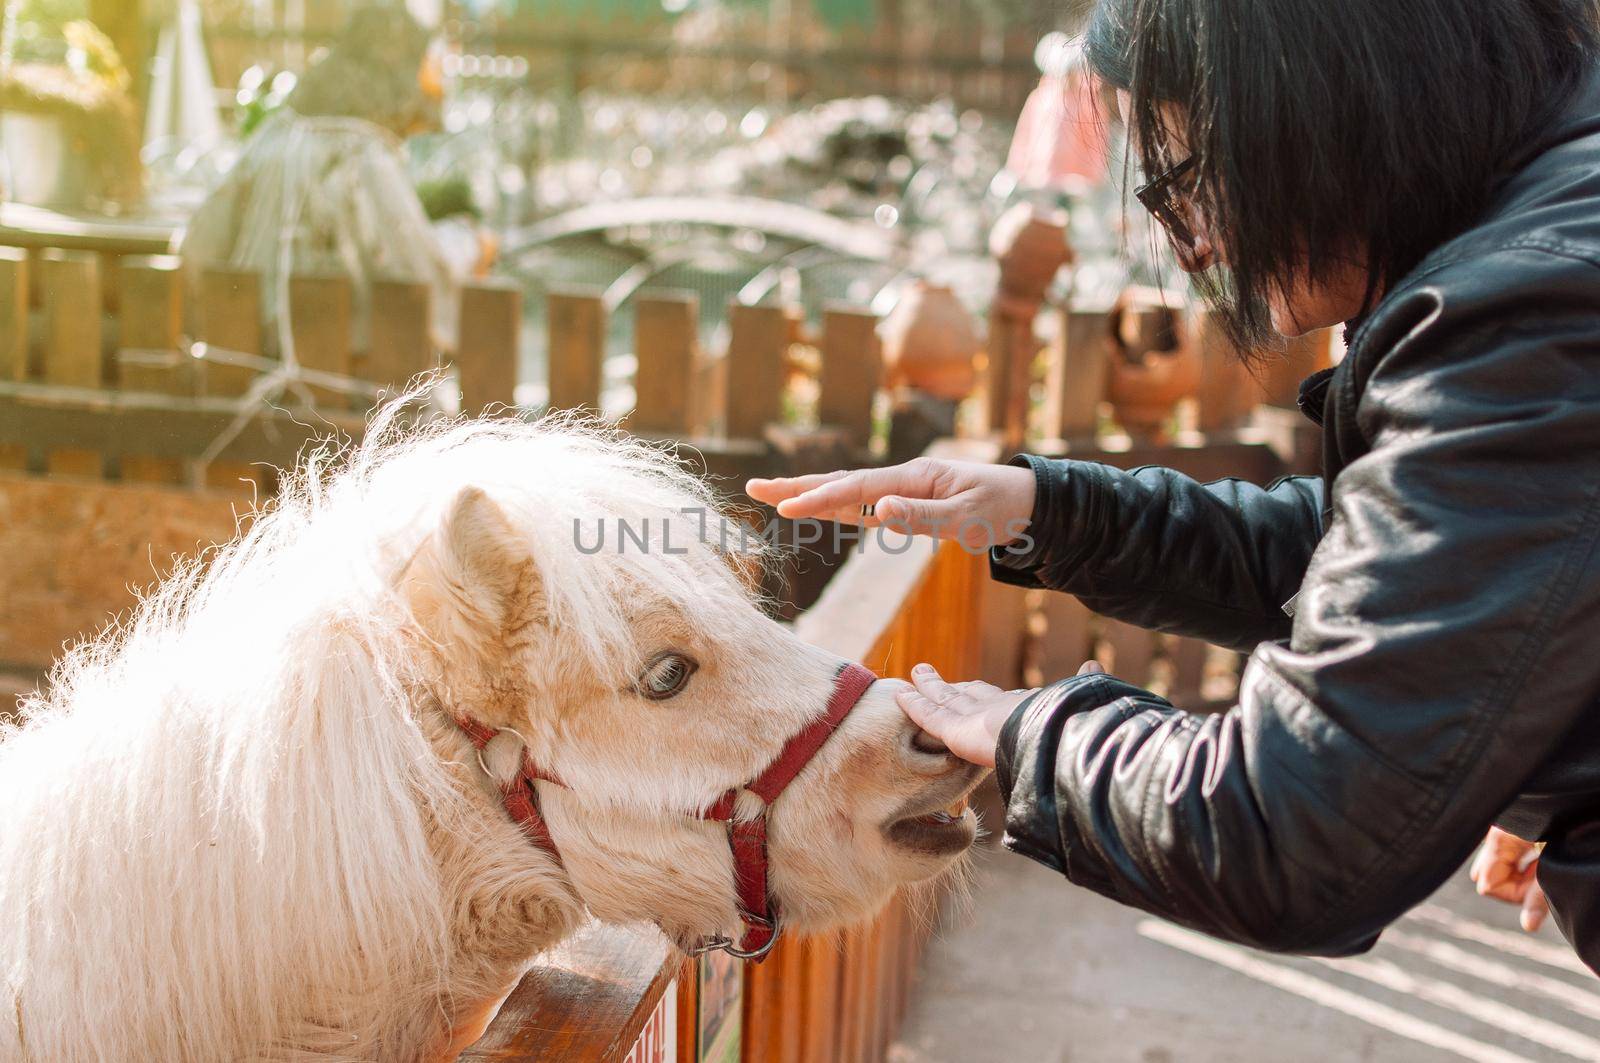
[860,503,875,518]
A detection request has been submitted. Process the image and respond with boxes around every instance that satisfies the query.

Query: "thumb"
[1078,660,1106,676]
[1522,883,1550,933]
[876,495,962,539]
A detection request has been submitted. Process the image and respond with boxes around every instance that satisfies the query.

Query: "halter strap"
[455,661,878,961]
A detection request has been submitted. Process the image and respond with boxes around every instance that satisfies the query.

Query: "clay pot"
[882,280,982,401]
[1104,287,1203,442]
[989,203,1072,307]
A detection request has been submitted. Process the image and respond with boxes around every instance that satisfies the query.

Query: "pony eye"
[638,653,697,701]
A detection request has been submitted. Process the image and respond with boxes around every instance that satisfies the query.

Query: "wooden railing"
[0,248,885,483]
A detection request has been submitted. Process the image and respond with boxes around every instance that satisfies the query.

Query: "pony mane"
[0,400,762,1058]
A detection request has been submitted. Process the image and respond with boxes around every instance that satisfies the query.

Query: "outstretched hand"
[895,660,1104,769]
[747,456,1037,552]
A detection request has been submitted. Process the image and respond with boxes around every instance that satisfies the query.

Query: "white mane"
[0,405,759,1059]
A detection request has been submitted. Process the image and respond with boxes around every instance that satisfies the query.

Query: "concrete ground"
[892,820,1600,1063]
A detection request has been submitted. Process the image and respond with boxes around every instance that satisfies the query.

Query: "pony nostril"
[910,728,950,757]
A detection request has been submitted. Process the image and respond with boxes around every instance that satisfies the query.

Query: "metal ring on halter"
[687,913,780,961]
[475,726,534,784]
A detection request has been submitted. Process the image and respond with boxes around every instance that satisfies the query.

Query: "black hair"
[1086,0,1600,347]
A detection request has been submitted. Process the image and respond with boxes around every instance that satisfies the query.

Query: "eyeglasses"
[1135,155,1199,250]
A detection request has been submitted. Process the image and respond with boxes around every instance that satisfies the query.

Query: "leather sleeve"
[993,249,1600,954]
[991,457,1325,653]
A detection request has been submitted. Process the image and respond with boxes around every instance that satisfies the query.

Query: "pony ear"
[423,486,545,636]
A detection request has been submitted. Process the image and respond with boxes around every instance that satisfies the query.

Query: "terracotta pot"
[989,203,1072,307]
[882,280,982,401]
[1104,287,1203,442]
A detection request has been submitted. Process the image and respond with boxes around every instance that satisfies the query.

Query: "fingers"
[875,495,969,540]
[1522,882,1551,933]
[767,463,941,522]
[910,663,1000,706]
[746,470,847,506]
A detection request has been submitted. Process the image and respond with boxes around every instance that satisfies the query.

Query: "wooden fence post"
[119,256,185,395]
[459,279,523,416]
[197,268,264,399]
[41,250,103,477]
[0,246,26,384]
[288,274,353,407]
[120,256,187,484]
[1101,617,1158,689]
[724,302,788,439]
[1051,308,1110,444]
[1169,636,1210,710]
[632,291,698,435]
[369,278,436,394]
[545,287,603,414]
[1194,309,1256,433]
[818,304,882,451]
[42,249,101,389]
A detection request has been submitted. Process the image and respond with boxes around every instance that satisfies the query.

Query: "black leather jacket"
[990,72,1600,969]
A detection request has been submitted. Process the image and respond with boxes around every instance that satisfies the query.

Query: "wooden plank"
[977,577,1029,689]
[674,957,699,1063]
[1052,308,1110,442]
[0,246,27,383]
[0,393,364,471]
[288,273,353,407]
[119,256,187,396]
[197,268,264,399]
[1036,592,1094,681]
[545,287,602,414]
[119,261,190,484]
[818,304,882,450]
[692,352,729,436]
[461,923,677,1062]
[1194,309,1256,433]
[742,940,787,1063]
[725,303,788,439]
[836,925,864,1063]
[778,938,805,1063]
[41,249,101,389]
[799,938,843,1063]
[1169,636,1209,710]
[632,291,698,434]
[1102,617,1157,688]
[40,249,105,477]
[1261,327,1335,408]
[460,279,523,416]
[368,278,436,392]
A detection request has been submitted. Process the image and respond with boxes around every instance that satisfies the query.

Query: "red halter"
[455,662,877,961]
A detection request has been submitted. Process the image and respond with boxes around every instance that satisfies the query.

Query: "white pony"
[0,407,983,1061]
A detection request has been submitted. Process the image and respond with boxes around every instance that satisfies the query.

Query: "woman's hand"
[895,661,1104,768]
[1469,826,1549,933]
[746,457,1037,552]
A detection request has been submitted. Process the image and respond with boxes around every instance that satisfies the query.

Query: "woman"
[182,6,484,365]
[750,0,1600,970]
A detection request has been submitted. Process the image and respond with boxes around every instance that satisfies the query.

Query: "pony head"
[397,416,985,950]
